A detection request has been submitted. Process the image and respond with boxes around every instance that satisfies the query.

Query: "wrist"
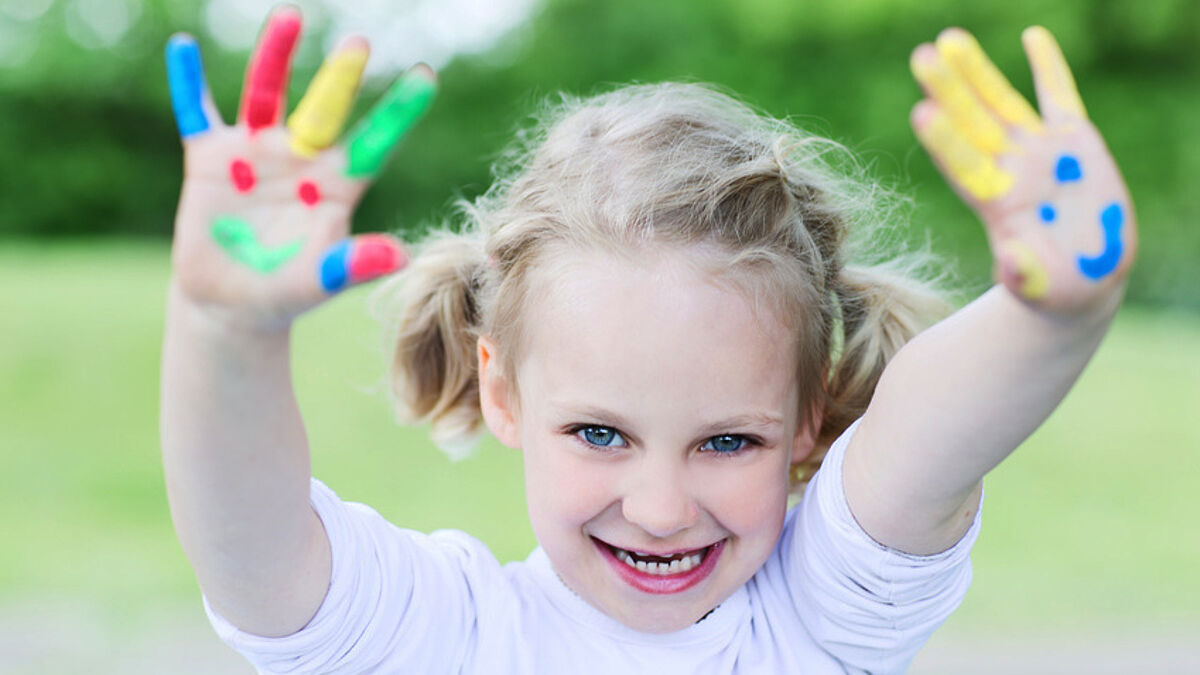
[166,281,294,351]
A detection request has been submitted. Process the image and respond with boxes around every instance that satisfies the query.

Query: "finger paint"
[1024,26,1087,120]
[1054,155,1082,183]
[936,30,1042,134]
[287,47,369,157]
[911,52,1010,155]
[297,180,321,206]
[165,35,210,137]
[210,216,302,273]
[318,235,405,292]
[344,68,437,178]
[1077,202,1124,280]
[1004,241,1050,300]
[240,10,302,132]
[229,158,256,193]
[1038,203,1056,223]
[915,110,1014,201]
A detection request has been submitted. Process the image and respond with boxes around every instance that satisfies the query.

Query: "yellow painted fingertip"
[937,29,1042,134]
[916,109,1015,201]
[287,46,370,157]
[911,47,1011,155]
[1004,241,1050,300]
[1023,26,1087,120]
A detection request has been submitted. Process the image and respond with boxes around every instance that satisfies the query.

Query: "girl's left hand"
[910,26,1137,315]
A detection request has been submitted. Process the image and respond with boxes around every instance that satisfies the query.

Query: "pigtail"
[376,230,490,459]
[817,261,951,454]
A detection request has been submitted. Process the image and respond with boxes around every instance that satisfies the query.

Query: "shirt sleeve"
[203,478,502,674]
[784,418,983,674]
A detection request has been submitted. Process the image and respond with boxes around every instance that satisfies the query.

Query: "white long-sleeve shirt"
[205,420,981,674]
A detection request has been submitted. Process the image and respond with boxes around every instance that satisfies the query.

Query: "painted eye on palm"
[165,9,436,294]
[911,27,1134,306]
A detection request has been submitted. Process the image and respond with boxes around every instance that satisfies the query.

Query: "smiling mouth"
[592,537,725,594]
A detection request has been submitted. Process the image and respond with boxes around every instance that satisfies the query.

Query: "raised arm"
[842,27,1136,555]
[160,7,435,636]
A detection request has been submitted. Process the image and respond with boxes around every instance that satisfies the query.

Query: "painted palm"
[910,27,1136,314]
[165,7,435,330]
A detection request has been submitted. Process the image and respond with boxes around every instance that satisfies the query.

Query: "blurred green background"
[1,0,1197,672]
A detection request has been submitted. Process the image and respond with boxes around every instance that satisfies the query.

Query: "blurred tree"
[0,0,1196,306]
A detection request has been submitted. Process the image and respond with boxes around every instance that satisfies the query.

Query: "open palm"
[911,27,1137,314]
[167,7,434,330]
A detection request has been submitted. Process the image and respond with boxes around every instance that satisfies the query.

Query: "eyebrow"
[557,404,784,437]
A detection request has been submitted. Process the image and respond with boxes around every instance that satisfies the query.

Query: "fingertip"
[909,43,939,76]
[936,26,971,45]
[338,34,371,56]
[409,62,438,83]
[910,99,939,129]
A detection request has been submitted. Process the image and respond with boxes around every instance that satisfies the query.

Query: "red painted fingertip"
[230,158,256,192]
[241,9,302,132]
[348,234,406,283]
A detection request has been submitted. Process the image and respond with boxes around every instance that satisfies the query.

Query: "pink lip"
[593,537,725,595]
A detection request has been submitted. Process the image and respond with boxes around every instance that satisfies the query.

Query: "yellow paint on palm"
[937,30,1042,134]
[916,111,1014,201]
[911,53,1010,155]
[1024,26,1087,120]
[1003,241,1050,300]
[287,47,369,157]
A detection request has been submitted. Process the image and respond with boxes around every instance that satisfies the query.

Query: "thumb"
[997,240,1050,302]
[318,233,408,294]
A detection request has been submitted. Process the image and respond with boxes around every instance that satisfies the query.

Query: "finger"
[318,233,408,294]
[1022,26,1087,123]
[239,7,303,133]
[287,38,370,158]
[935,28,1042,134]
[998,241,1051,301]
[165,34,221,138]
[910,43,1010,155]
[344,65,437,179]
[912,101,1015,202]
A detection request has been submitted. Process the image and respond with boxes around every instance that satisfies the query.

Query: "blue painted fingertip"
[166,35,210,137]
[1077,202,1124,280]
[1054,154,1082,183]
[319,240,352,292]
[1039,202,1056,224]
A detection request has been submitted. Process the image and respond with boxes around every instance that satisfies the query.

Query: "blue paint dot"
[319,240,352,292]
[1039,203,1056,224]
[1055,155,1082,183]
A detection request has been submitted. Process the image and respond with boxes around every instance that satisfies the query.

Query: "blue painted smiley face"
[1041,154,1124,281]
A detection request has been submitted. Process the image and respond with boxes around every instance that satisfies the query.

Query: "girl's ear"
[478,335,520,448]
[790,400,824,465]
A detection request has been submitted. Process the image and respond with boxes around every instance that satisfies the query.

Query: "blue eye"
[578,426,626,448]
[702,435,747,454]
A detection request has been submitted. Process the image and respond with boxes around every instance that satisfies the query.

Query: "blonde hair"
[374,82,950,484]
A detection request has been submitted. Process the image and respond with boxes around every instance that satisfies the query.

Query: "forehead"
[518,246,799,415]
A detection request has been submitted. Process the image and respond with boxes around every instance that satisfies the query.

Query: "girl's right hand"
[166,6,435,333]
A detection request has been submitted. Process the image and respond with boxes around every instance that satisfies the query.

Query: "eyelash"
[567,425,760,458]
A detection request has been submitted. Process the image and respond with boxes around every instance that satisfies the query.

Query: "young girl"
[160,7,1135,673]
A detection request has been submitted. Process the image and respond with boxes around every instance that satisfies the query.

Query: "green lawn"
[1,240,1197,640]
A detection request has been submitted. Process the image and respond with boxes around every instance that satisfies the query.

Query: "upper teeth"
[614,548,704,575]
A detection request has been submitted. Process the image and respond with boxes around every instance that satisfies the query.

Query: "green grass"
[1,240,1197,636]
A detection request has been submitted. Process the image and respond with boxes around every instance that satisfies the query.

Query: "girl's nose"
[620,460,700,539]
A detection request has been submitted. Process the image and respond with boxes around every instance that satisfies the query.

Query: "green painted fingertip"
[344,68,437,178]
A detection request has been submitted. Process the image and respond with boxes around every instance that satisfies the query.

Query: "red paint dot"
[297,180,321,207]
[229,158,255,193]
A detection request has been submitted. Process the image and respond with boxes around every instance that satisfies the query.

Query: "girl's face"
[494,248,811,634]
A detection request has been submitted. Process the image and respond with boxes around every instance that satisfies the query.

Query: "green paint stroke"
[210,216,302,273]
[344,70,437,178]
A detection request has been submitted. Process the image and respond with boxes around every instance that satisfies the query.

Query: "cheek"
[701,458,791,534]
[524,437,616,528]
